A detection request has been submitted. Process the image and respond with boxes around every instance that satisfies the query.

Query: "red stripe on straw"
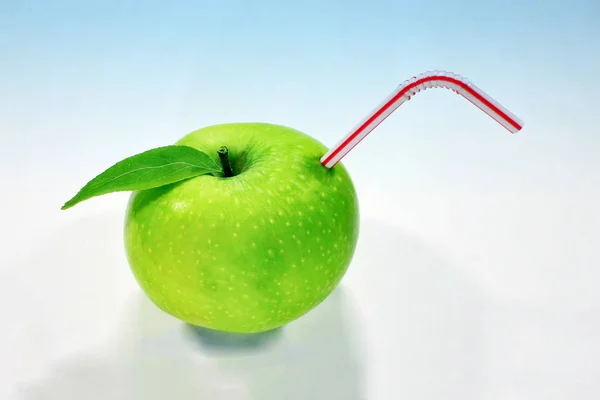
[321,75,523,168]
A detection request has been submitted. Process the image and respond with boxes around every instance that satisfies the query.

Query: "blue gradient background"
[2,0,599,183]
[1,1,600,399]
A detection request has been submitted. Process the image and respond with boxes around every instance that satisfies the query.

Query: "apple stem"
[217,146,234,177]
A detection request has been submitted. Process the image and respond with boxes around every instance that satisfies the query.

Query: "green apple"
[124,123,359,333]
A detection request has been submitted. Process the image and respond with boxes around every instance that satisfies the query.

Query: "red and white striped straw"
[320,71,524,169]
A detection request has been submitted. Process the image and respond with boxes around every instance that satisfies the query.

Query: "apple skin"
[124,123,359,333]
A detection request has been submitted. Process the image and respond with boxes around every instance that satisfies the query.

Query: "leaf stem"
[217,146,234,177]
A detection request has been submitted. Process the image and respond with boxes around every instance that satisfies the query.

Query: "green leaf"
[62,145,222,210]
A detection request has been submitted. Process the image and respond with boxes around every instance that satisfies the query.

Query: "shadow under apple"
[183,323,284,354]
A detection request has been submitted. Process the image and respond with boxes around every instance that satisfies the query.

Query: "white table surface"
[2,161,599,399]
[2,2,599,399]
